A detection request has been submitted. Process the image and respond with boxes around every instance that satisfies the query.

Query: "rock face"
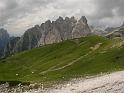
[0,28,9,57]
[72,16,91,38]
[39,16,77,45]
[122,22,124,27]
[14,25,42,52]
[12,16,91,53]
[0,28,9,49]
[106,23,124,38]
[3,37,20,57]
[90,26,108,36]
[105,27,116,33]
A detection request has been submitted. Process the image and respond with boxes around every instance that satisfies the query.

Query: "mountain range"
[0,16,124,58]
[1,16,91,57]
[106,24,124,38]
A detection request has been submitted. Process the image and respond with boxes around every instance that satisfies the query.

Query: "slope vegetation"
[0,35,124,83]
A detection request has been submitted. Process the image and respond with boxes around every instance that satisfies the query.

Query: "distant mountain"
[105,27,116,33]
[3,37,20,57]
[0,28,9,49]
[14,25,42,52]
[0,28,9,57]
[6,16,91,54]
[90,26,107,36]
[106,23,124,38]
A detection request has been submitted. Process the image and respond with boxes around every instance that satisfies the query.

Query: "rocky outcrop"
[39,16,78,45]
[90,26,107,36]
[5,16,91,54]
[106,24,124,38]
[3,37,20,57]
[122,22,124,27]
[0,28,9,48]
[72,16,91,38]
[0,28,9,57]
[43,16,90,44]
[105,27,116,33]
[14,25,42,52]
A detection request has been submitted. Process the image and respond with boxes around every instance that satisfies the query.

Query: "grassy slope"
[0,35,124,83]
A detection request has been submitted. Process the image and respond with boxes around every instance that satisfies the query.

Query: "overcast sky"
[0,0,124,36]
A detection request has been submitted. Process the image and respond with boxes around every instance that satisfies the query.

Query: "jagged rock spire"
[80,16,87,23]
[6,16,91,55]
[56,16,64,22]
[122,21,124,27]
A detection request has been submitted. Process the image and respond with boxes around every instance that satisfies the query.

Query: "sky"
[0,0,124,36]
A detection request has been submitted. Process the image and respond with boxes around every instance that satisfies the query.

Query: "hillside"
[0,35,124,84]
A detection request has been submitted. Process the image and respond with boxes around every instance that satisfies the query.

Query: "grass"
[0,35,124,84]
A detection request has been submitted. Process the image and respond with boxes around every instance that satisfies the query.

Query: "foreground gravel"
[1,71,124,93]
[28,71,124,93]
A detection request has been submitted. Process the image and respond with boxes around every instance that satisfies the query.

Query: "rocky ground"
[28,71,124,93]
[1,71,124,93]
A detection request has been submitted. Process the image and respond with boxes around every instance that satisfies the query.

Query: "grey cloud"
[94,0,123,18]
[0,0,124,35]
[0,0,54,26]
[78,0,122,27]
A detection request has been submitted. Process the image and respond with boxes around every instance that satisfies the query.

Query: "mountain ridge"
[106,24,124,38]
[0,28,10,57]
[3,16,91,57]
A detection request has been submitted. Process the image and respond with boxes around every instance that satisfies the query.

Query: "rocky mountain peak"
[3,37,20,57]
[0,28,10,57]
[0,28,5,32]
[56,16,64,23]
[70,16,77,23]
[65,17,70,21]
[79,16,87,23]
[0,28,9,42]
[3,16,91,56]
[45,20,51,26]
[122,22,124,27]
[0,28,8,37]
[34,25,40,29]
[72,16,91,38]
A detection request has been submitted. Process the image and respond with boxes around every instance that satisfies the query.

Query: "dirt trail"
[40,43,102,74]
[40,51,92,74]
